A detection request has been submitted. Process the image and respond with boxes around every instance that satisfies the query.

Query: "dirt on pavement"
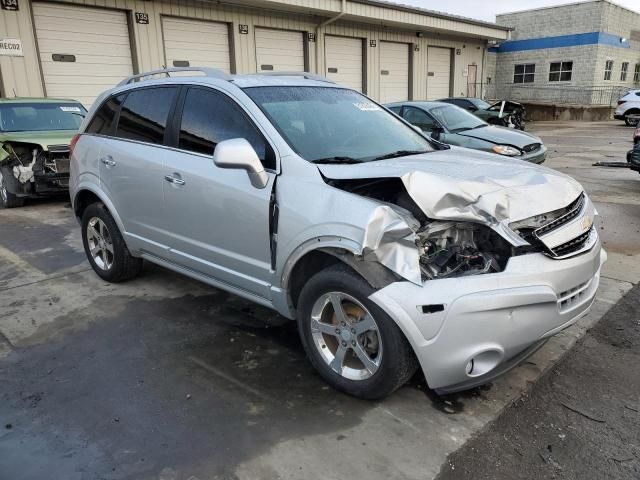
[437,283,640,480]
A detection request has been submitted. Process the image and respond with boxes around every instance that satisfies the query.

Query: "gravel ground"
[437,283,640,480]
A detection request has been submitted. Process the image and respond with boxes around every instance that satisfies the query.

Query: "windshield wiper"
[311,156,362,164]
[369,150,429,161]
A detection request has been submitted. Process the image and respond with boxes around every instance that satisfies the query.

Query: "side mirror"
[431,126,444,140]
[467,106,478,112]
[213,138,269,189]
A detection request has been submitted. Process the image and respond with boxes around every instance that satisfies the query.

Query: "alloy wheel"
[86,217,114,270]
[310,292,383,381]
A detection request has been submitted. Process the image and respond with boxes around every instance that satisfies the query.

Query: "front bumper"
[614,114,626,121]
[369,238,606,392]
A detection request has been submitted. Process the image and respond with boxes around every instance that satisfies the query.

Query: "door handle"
[164,174,185,186]
[100,155,116,167]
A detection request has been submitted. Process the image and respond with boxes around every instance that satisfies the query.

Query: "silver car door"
[162,86,276,299]
[99,86,179,258]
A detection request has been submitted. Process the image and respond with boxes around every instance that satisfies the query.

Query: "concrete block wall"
[497,1,603,39]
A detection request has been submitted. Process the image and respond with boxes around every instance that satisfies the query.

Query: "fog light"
[465,350,503,377]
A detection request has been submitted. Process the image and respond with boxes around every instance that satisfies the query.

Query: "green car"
[0,98,86,208]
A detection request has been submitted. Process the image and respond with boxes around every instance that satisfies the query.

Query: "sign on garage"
[325,35,364,92]
[426,47,452,100]
[255,28,305,72]
[379,41,410,103]
[0,38,23,56]
[32,3,134,107]
[162,17,232,72]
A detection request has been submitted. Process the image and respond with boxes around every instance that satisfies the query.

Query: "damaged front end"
[0,142,71,197]
[327,177,515,285]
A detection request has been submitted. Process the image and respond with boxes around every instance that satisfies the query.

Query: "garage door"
[162,17,231,72]
[427,47,452,100]
[255,28,305,72]
[32,3,134,108]
[379,41,409,103]
[325,36,363,91]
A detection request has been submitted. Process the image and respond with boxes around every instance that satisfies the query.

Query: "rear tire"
[625,112,640,127]
[81,202,143,282]
[0,169,25,209]
[297,264,418,400]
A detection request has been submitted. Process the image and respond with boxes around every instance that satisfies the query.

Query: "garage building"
[0,0,509,107]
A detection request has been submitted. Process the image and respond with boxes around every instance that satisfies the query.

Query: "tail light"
[69,134,81,156]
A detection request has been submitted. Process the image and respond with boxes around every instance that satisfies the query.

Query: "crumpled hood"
[0,130,76,150]
[457,125,541,148]
[318,147,583,226]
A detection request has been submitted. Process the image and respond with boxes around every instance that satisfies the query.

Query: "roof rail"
[253,71,336,84]
[117,67,232,87]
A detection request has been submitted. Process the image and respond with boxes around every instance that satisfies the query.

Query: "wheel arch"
[72,184,126,235]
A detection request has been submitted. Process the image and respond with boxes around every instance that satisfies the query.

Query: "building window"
[621,62,629,82]
[549,61,573,82]
[514,64,535,83]
[604,60,614,81]
[634,64,640,83]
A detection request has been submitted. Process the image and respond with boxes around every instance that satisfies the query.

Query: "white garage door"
[162,17,231,72]
[255,28,305,72]
[379,41,409,103]
[325,36,363,91]
[32,3,134,108]
[427,47,452,100]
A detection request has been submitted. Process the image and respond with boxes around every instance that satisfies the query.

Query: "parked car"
[437,97,526,130]
[70,67,605,399]
[0,98,86,208]
[614,90,640,126]
[386,101,546,164]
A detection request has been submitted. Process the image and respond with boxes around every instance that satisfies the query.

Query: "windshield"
[429,104,487,133]
[244,86,434,162]
[0,102,86,132]
[469,98,491,110]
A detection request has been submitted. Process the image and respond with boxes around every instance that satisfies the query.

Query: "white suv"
[614,89,640,126]
[69,67,605,399]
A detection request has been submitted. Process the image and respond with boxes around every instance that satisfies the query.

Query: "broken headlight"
[416,221,511,280]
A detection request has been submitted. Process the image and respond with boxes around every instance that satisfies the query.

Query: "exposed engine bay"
[0,142,71,195]
[325,176,516,282]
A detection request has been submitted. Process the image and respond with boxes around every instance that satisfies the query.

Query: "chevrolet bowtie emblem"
[582,215,593,232]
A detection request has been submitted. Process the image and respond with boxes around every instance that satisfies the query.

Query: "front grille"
[522,143,541,153]
[47,144,71,153]
[551,228,592,257]
[536,193,585,237]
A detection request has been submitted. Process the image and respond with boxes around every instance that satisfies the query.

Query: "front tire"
[81,202,143,282]
[297,264,418,399]
[0,169,25,209]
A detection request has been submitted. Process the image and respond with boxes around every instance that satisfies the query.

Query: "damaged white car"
[70,68,606,399]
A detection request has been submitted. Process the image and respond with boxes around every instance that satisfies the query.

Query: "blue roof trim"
[494,32,630,52]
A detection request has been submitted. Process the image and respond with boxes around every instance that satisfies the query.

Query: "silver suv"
[70,68,606,399]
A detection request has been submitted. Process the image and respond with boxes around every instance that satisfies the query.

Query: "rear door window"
[115,87,178,144]
[86,95,124,136]
[402,106,437,131]
[178,87,274,169]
